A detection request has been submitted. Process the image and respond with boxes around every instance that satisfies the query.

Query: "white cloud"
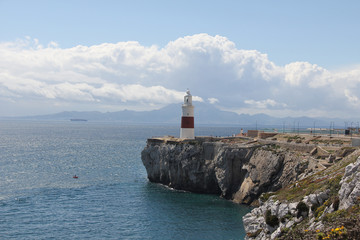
[208,98,219,104]
[1,34,360,117]
[284,62,328,87]
[244,99,287,109]
[344,89,360,106]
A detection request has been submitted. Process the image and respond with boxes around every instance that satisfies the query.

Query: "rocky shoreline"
[141,135,360,239]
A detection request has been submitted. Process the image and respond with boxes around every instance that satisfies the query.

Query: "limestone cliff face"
[141,139,313,204]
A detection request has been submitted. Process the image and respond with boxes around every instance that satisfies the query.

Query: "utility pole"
[298,122,300,134]
[293,121,296,133]
[329,122,333,138]
[283,121,285,134]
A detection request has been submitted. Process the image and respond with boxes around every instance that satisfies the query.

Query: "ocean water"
[0,121,251,240]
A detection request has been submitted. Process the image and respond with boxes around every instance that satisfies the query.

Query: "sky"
[0,0,360,118]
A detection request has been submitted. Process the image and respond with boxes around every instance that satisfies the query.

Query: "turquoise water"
[0,121,250,239]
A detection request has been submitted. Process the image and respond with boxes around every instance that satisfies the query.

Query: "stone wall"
[248,130,262,138]
[258,132,278,139]
[258,139,316,152]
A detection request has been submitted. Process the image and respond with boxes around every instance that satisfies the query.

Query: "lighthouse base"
[180,128,194,139]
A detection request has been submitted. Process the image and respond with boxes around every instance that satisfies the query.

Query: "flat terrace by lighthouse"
[146,135,254,146]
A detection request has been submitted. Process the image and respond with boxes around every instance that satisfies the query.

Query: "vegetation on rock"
[296,201,309,218]
[265,209,279,227]
[275,150,360,240]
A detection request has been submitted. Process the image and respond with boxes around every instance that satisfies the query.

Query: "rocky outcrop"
[338,156,360,210]
[243,190,331,240]
[141,139,317,204]
[243,154,360,239]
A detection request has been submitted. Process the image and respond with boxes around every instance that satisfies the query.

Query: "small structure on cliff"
[180,89,195,139]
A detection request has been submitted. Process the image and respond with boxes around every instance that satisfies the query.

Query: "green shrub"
[333,195,340,211]
[322,209,347,222]
[314,199,332,220]
[265,209,279,227]
[296,201,309,218]
[329,175,342,195]
[315,205,326,219]
[260,192,276,202]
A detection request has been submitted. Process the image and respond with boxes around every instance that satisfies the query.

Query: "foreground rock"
[141,137,319,204]
[243,191,330,239]
[243,153,360,239]
[339,157,360,210]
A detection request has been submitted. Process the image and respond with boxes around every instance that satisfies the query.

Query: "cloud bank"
[1,34,360,117]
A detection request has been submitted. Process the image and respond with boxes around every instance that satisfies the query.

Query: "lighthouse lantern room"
[180,89,195,139]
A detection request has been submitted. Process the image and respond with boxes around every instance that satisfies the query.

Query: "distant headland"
[70,118,87,122]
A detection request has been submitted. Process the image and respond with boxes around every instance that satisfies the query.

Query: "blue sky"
[1,0,360,117]
[2,0,359,68]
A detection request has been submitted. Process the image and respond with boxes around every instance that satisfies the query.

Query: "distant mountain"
[8,102,358,128]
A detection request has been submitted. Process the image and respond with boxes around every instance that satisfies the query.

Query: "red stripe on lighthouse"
[181,116,194,128]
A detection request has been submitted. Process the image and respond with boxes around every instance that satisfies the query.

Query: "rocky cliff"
[141,137,319,205]
[242,150,360,239]
[141,136,360,239]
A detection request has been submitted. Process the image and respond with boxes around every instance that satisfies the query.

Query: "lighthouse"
[180,89,195,139]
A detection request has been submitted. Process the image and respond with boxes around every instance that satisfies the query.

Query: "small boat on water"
[73,175,78,179]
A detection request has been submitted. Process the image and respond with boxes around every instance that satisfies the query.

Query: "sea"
[0,121,251,240]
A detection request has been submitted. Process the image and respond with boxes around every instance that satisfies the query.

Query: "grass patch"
[284,135,304,141]
[269,150,360,240]
[260,192,276,202]
[268,150,360,202]
[323,205,360,223]
[311,139,349,145]
[262,144,282,154]
[314,199,331,220]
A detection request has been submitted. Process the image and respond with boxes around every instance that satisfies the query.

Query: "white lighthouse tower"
[180,89,195,139]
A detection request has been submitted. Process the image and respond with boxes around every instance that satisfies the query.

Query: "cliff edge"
[141,135,360,239]
[141,137,319,205]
